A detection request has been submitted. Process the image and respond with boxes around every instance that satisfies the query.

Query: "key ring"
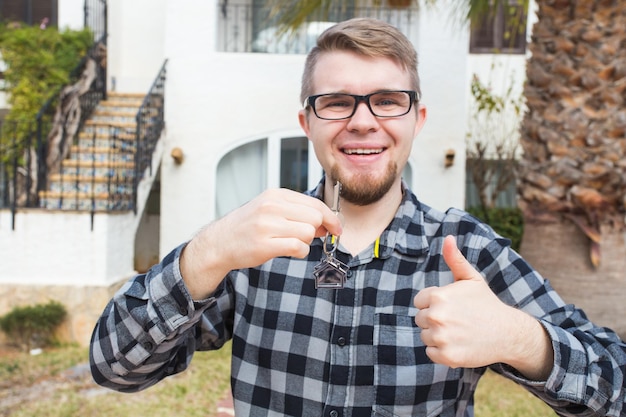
[323,233,339,257]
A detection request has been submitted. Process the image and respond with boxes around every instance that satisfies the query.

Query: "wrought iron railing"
[0,120,40,228]
[1,61,167,228]
[133,59,168,214]
[217,3,419,53]
[34,35,108,197]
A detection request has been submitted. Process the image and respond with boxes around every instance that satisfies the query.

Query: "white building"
[0,0,534,345]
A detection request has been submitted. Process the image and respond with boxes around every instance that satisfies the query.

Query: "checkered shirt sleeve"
[89,184,626,417]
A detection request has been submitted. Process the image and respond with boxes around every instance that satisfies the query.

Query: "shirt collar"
[307,178,430,259]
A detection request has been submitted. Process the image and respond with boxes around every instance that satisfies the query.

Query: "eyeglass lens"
[313,91,413,120]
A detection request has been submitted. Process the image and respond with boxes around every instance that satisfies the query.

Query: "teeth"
[344,148,383,155]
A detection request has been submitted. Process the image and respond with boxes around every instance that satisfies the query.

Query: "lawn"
[0,343,557,416]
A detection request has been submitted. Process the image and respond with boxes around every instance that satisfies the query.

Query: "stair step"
[75,138,136,151]
[67,153,134,164]
[82,122,136,136]
[98,100,143,109]
[84,120,136,128]
[106,92,145,101]
[70,145,136,155]
[90,110,138,124]
[39,190,134,211]
[61,159,134,168]
[49,173,133,183]
[60,164,135,179]
[47,180,133,194]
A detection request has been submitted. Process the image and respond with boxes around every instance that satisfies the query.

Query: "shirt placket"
[323,255,367,417]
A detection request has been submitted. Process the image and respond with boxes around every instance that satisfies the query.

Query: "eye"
[372,93,404,107]
[318,95,354,110]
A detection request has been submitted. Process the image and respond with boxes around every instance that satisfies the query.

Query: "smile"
[343,148,384,155]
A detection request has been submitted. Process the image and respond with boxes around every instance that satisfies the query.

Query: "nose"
[346,100,379,131]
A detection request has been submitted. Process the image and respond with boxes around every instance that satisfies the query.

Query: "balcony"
[217,3,420,54]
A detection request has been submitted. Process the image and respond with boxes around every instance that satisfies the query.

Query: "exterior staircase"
[39,92,146,211]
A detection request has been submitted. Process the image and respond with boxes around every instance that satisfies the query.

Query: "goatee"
[330,162,398,206]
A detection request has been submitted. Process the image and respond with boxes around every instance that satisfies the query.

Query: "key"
[314,181,349,289]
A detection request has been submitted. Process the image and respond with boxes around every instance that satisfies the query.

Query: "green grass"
[1,344,557,416]
[475,370,557,417]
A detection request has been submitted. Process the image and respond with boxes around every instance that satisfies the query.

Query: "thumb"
[442,235,480,282]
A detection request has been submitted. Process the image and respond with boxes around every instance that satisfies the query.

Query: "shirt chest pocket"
[372,313,461,417]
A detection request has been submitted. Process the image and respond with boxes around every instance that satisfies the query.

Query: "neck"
[325,178,403,256]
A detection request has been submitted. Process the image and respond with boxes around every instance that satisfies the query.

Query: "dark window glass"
[280,137,308,192]
[469,1,527,54]
[0,0,57,27]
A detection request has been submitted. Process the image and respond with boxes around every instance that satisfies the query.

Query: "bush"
[0,23,93,151]
[0,300,67,351]
[467,206,524,252]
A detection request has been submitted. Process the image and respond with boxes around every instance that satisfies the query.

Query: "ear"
[298,109,310,136]
[413,104,427,137]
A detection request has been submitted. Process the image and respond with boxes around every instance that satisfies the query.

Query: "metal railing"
[0,120,40,229]
[1,60,167,227]
[217,3,420,53]
[34,35,108,197]
[133,59,168,214]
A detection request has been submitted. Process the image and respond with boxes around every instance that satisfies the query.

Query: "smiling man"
[90,18,626,417]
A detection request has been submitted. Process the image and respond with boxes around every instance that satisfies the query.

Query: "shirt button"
[337,337,346,346]
[330,410,339,417]
[346,270,353,278]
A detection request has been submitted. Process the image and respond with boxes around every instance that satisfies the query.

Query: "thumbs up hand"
[414,235,518,369]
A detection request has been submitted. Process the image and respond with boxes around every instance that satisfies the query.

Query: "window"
[0,0,57,27]
[469,1,527,54]
[280,137,309,192]
[465,158,517,209]
[216,138,268,218]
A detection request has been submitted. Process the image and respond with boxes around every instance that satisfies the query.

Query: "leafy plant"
[466,68,523,210]
[467,206,524,251]
[0,300,67,351]
[0,22,93,150]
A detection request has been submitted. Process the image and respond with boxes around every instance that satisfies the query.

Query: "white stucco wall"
[0,210,136,286]
[58,0,84,30]
[410,6,468,212]
[107,0,167,93]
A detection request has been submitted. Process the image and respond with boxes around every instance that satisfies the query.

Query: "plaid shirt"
[90,181,626,417]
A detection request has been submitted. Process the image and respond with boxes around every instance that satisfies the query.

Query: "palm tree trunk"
[518,1,626,339]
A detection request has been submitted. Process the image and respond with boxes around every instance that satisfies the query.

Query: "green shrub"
[467,206,524,252]
[0,300,67,351]
[0,23,93,151]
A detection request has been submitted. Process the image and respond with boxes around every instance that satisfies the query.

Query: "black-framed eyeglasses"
[305,90,419,120]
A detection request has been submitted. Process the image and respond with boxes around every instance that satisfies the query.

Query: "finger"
[265,236,313,259]
[442,235,480,282]
[281,190,343,237]
[414,308,429,329]
[413,287,434,310]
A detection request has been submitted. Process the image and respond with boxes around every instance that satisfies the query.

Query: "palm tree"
[517,1,626,338]
[271,0,626,337]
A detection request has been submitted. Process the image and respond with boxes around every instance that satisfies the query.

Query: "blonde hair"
[300,17,420,104]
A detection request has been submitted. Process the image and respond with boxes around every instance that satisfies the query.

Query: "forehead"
[311,50,411,94]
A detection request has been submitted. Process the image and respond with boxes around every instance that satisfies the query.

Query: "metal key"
[314,181,349,289]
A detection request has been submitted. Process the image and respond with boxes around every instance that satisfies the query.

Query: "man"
[90,18,626,416]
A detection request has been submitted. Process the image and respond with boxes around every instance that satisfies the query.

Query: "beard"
[330,161,398,206]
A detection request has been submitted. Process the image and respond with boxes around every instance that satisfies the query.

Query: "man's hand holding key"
[180,188,343,300]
